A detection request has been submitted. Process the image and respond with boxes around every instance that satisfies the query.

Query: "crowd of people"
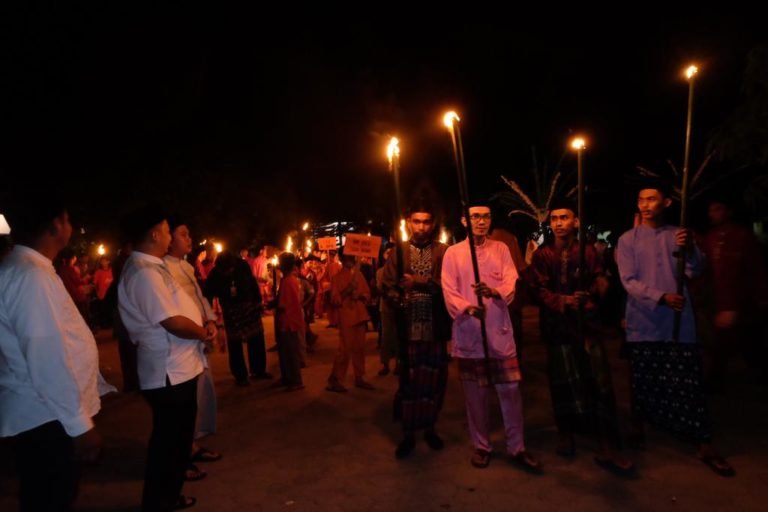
[1,178,766,510]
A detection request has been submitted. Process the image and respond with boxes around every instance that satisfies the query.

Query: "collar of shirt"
[132,250,165,265]
[13,245,55,269]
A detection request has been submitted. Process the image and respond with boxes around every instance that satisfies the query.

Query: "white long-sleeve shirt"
[441,239,518,359]
[163,255,216,322]
[119,251,204,390]
[0,246,115,437]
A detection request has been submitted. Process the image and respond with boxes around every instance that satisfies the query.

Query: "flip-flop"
[509,451,543,474]
[174,495,197,510]
[698,454,736,477]
[184,464,207,481]
[191,447,222,463]
[471,449,491,468]
[593,455,636,477]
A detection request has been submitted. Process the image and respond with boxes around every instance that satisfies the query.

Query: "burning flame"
[302,222,310,231]
[685,64,698,80]
[439,228,449,244]
[442,111,460,129]
[387,137,400,164]
[286,236,293,253]
[570,137,586,151]
[214,242,223,253]
[97,244,106,256]
[399,219,408,242]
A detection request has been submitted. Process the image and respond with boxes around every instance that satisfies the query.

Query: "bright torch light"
[387,137,400,164]
[570,137,586,151]
[97,244,106,256]
[214,242,223,253]
[686,64,698,80]
[443,111,460,129]
[302,222,310,231]
[440,228,449,244]
[399,219,408,242]
[286,236,293,253]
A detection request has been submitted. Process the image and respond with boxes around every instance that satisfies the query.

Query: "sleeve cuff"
[60,414,94,438]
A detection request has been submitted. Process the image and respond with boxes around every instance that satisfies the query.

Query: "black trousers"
[15,420,79,512]
[141,376,198,512]
[227,331,267,380]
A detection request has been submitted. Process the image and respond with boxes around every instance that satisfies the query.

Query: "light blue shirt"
[617,224,704,343]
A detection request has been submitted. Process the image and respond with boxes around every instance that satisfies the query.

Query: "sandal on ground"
[325,383,348,393]
[174,495,197,510]
[424,430,444,451]
[184,464,207,481]
[191,447,222,463]
[593,455,636,477]
[508,451,543,474]
[698,453,735,477]
[471,449,491,468]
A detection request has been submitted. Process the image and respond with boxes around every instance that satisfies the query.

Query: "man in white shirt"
[164,216,222,467]
[0,199,114,512]
[441,206,540,472]
[118,207,211,511]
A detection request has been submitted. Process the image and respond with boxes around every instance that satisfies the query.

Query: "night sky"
[2,7,764,248]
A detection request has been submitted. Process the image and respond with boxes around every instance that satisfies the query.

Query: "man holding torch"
[381,196,452,459]
[441,205,540,471]
[617,178,734,477]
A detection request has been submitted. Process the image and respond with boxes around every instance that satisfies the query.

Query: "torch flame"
[570,137,586,151]
[214,242,223,253]
[302,222,309,231]
[387,137,400,164]
[399,219,408,242]
[286,236,293,253]
[271,255,278,266]
[685,65,698,80]
[439,228,449,244]
[442,111,460,129]
[97,244,106,256]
